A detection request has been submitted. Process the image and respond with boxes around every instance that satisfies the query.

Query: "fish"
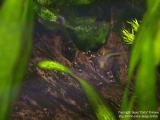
[98,52,125,68]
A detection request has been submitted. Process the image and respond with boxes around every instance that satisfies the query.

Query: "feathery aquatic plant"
[121,19,140,44]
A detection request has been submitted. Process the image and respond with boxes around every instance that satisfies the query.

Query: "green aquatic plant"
[37,7,57,22]
[34,3,57,22]
[36,0,95,6]
[67,17,110,51]
[0,0,159,120]
[34,5,110,51]
[36,0,53,5]
[0,0,34,119]
[121,0,160,120]
[38,60,116,120]
[121,19,140,44]
[34,1,110,51]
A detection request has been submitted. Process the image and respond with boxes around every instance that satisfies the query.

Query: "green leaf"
[38,60,116,120]
[38,60,71,73]
[0,0,33,119]
[121,0,160,118]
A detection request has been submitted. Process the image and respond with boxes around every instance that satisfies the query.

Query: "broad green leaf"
[134,3,159,111]
[121,0,160,119]
[154,21,160,65]
[0,0,34,119]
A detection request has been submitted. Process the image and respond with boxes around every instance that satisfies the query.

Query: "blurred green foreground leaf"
[122,0,160,120]
[0,0,34,119]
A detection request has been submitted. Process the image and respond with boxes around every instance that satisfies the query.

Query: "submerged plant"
[36,0,53,5]
[34,3,57,22]
[38,60,116,120]
[35,0,95,6]
[0,0,34,119]
[122,0,160,120]
[37,7,57,22]
[121,19,140,44]
[34,0,110,51]
[34,5,110,51]
[66,17,110,51]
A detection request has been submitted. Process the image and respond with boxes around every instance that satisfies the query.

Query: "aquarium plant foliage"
[0,0,34,119]
[121,19,140,44]
[122,1,160,120]
[34,0,110,51]
[36,0,95,6]
[66,17,110,51]
[0,0,160,120]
